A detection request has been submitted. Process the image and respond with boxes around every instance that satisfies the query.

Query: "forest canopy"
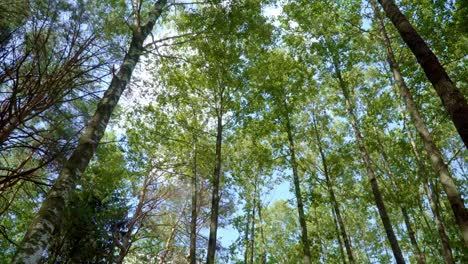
[0,0,467,263]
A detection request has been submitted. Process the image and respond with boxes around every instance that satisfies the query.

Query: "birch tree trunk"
[12,2,167,263]
[425,181,455,264]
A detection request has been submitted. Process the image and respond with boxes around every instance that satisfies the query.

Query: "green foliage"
[45,134,131,263]
[1,0,467,263]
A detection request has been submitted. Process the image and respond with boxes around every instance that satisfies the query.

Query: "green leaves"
[2,0,466,263]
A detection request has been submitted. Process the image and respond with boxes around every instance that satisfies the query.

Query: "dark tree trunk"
[12,2,167,263]
[403,123,455,263]
[424,181,455,264]
[370,125,425,264]
[244,208,252,264]
[327,39,405,263]
[371,0,468,247]
[331,207,348,264]
[401,207,426,264]
[376,0,468,148]
[311,113,355,263]
[285,113,313,264]
[257,198,267,264]
[207,105,224,264]
[189,137,198,264]
[250,192,256,264]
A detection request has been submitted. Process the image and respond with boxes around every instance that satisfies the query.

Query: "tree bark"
[327,40,405,263]
[376,0,468,148]
[371,1,468,247]
[11,2,167,263]
[311,113,355,263]
[285,113,313,264]
[206,104,224,264]
[189,136,198,264]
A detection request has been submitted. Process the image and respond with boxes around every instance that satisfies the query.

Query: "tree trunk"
[401,207,426,264]
[257,198,267,264]
[376,0,468,147]
[189,136,198,264]
[371,1,468,247]
[206,105,224,264]
[403,121,455,263]
[369,126,426,264]
[250,193,256,264]
[327,40,405,263]
[311,113,355,263]
[244,208,252,264]
[331,207,348,264]
[159,206,185,264]
[12,2,167,263]
[115,168,155,264]
[285,113,313,264]
[425,181,455,264]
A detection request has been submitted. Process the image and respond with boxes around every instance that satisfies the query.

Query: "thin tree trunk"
[376,0,468,147]
[371,1,468,247]
[244,208,251,264]
[115,173,153,264]
[425,181,455,264]
[403,121,455,263]
[311,113,355,263]
[327,40,405,263]
[285,113,313,264]
[189,136,198,264]
[401,207,426,264]
[370,126,425,264]
[159,206,186,264]
[250,192,256,264]
[206,104,224,264]
[257,198,267,264]
[12,2,167,263]
[414,199,439,259]
[331,206,348,264]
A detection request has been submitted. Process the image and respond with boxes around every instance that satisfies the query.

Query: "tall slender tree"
[311,110,355,263]
[326,39,405,263]
[12,1,168,262]
[189,134,198,264]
